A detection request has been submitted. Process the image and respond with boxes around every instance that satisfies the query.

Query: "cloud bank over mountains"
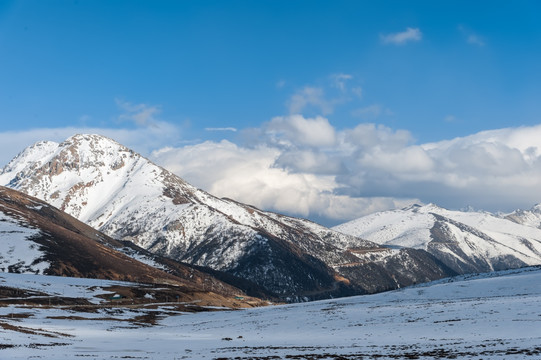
[150,117,541,225]
[1,116,541,226]
[2,73,541,225]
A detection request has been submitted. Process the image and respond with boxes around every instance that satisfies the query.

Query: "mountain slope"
[334,204,541,274]
[0,185,260,305]
[0,134,455,299]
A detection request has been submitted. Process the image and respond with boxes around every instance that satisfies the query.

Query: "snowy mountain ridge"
[504,203,541,229]
[0,134,454,299]
[334,203,541,274]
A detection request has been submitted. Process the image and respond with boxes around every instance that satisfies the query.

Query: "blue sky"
[1,1,541,225]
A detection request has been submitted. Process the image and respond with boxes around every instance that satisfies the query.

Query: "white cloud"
[343,123,413,152]
[150,140,418,223]
[274,150,344,175]
[264,115,337,148]
[151,120,541,225]
[380,27,422,45]
[4,114,541,227]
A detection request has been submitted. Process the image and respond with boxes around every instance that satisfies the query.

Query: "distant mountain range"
[0,134,455,300]
[334,203,541,274]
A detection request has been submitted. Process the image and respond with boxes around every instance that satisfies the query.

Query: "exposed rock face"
[334,204,541,275]
[1,134,454,300]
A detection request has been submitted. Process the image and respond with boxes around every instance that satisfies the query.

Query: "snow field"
[0,267,540,359]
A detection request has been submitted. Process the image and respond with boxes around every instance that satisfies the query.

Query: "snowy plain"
[1,267,540,359]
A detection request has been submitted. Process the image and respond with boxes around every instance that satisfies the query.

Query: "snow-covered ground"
[0,213,49,274]
[1,267,540,359]
[0,273,136,304]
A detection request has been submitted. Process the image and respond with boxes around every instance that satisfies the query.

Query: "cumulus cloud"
[342,123,413,152]
[150,118,426,224]
[150,140,417,223]
[151,119,541,226]
[263,115,337,148]
[380,27,422,45]
[4,111,541,226]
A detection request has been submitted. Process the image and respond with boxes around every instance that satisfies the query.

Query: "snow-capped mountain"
[504,204,541,229]
[0,185,247,299]
[0,134,454,299]
[334,203,541,274]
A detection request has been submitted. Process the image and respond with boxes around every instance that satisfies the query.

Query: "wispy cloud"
[351,87,363,99]
[467,34,485,47]
[380,27,422,45]
[287,74,360,116]
[352,104,382,118]
[459,25,485,47]
[205,127,238,132]
[351,104,393,119]
[116,99,162,126]
[331,73,353,92]
[444,115,457,123]
[288,86,336,115]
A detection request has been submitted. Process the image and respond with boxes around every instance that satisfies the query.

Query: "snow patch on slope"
[0,213,49,274]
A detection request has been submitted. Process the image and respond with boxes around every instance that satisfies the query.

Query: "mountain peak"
[58,133,134,163]
[402,203,422,211]
[402,203,442,213]
[62,133,122,147]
